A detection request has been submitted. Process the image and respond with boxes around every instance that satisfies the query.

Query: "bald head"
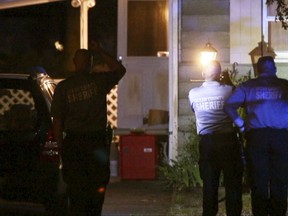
[257,56,276,76]
[202,61,221,81]
[73,49,92,73]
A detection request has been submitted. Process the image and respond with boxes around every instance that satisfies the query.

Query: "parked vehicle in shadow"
[0,68,67,215]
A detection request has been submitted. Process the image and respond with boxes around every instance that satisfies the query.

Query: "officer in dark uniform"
[51,40,126,216]
[224,56,288,216]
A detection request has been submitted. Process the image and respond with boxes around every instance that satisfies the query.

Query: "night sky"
[0,0,117,76]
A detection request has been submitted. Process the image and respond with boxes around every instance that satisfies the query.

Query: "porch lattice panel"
[107,85,118,129]
[0,87,119,131]
[0,90,34,115]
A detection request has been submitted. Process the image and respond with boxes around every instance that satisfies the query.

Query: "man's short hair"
[73,49,92,72]
[202,60,221,81]
[257,56,276,75]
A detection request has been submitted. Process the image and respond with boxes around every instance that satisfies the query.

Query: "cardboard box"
[148,109,169,126]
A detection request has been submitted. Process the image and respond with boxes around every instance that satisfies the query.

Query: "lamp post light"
[249,38,276,77]
[71,0,96,49]
[249,2,276,77]
[201,42,218,66]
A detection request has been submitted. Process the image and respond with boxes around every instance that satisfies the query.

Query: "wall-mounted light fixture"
[201,42,217,66]
[249,1,276,77]
[249,37,276,76]
[71,0,96,49]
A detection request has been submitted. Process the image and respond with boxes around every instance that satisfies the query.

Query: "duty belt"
[65,130,107,140]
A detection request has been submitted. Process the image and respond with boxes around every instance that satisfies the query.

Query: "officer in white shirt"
[188,61,243,216]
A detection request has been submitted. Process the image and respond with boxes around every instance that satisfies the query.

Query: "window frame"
[263,0,288,63]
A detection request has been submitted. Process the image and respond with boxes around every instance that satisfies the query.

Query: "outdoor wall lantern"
[71,0,96,49]
[249,38,276,77]
[201,42,218,66]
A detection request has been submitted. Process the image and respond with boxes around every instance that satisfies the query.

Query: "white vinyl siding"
[264,0,288,62]
[230,0,262,64]
[231,0,288,64]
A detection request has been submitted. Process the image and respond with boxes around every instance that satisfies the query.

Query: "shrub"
[158,124,202,191]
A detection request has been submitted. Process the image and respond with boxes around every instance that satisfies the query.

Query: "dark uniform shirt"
[224,75,288,131]
[51,71,122,132]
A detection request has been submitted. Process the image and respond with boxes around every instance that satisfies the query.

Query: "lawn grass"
[168,187,253,216]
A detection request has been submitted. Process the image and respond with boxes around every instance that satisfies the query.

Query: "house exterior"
[170,0,288,157]
[2,0,288,163]
[172,0,232,160]
[173,0,288,161]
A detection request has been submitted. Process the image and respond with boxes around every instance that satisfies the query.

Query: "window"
[230,0,288,64]
[127,0,168,56]
[264,0,288,62]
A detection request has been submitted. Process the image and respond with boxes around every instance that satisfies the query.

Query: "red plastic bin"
[119,135,158,180]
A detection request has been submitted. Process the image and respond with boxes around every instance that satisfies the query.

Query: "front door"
[117,0,169,128]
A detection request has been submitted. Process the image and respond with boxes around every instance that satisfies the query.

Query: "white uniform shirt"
[188,81,234,135]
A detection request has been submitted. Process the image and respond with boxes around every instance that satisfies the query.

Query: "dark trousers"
[62,133,110,216]
[199,132,243,216]
[67,183,106,216]
[245,128,288,216]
